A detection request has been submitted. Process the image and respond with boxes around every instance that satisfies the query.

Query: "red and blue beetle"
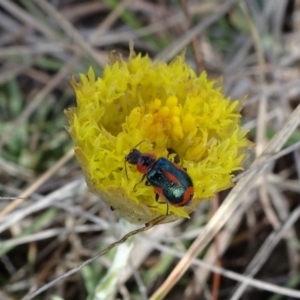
[125,142,194,215]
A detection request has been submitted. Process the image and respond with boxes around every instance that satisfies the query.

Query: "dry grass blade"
[0,55,79,150]
[0,178,84,235]
[22,215,166,300]
[0,224,104,249]
[0,0,59,42]
[0,157,34,179]
[146,229,300,299]
[150,103,300,299]
[230,204,300,299]
[241,0,281,230]
[0,149,74,218]
[233,140,300,182]
[180,0,204,72]
[88,0,133,43]
[191,193,257,294]
[155,0,238,61]
[33,0,106,66]
[0,63,31,85]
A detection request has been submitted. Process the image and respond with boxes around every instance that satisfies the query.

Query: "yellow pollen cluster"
[66,49,249,224]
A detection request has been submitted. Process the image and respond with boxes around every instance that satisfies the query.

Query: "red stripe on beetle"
[183,186,194,203]
[153,186,164,198]
[174,186,194,206]
[163,170,181,184]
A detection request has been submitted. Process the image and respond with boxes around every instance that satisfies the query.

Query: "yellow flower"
[65,48,249,224]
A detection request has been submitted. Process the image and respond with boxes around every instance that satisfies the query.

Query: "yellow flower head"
[65,48,249,224]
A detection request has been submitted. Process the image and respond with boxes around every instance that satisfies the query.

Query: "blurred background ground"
[1,0,300,299]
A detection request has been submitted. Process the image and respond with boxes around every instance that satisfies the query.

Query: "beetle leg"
[154,193,164,203]
[154,194,169,215]
[134,174,146,190]
[154,194,166,204]
[167,148,180,164]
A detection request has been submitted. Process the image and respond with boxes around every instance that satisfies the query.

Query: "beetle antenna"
[124,159,129,180]
[132,140,145,149]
